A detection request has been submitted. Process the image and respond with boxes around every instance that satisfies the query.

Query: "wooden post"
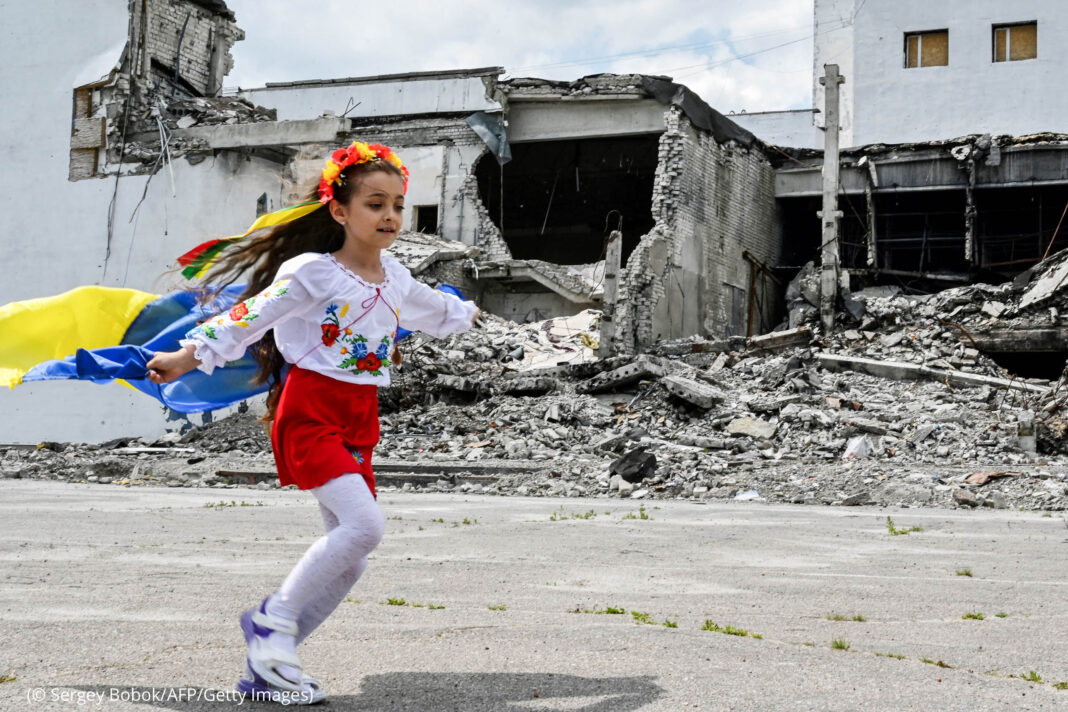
[818,64,845,334]
[598,230,623,357]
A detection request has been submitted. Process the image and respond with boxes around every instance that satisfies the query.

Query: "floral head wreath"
[175,141,409,280]
[318,141,410,203]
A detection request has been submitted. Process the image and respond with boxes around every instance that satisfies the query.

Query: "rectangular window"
[993,22,1037,62]
[413,205,439,234]
[904,30,949,68]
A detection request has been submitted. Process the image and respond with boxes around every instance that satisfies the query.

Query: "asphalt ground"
[0,480,1065,711]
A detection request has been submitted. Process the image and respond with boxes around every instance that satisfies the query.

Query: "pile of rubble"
[8,251,1068,512]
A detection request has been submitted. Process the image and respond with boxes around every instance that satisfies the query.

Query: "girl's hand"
[471,307,481,325]
[146,345,201,384]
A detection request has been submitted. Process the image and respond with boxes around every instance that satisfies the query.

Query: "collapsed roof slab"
[776,140,1068,198]
[131,116,349,152]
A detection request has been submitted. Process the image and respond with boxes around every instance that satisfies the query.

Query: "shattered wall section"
[613,107,780,353]
[145,0,243,97]
[460,171,513,261]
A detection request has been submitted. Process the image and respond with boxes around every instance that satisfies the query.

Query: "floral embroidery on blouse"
[321,304,393,376]
[349,448,366,465]
[192,280,290,340]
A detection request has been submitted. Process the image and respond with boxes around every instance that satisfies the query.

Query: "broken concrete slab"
[747,326,812,353]
[662,375,725,409]
[576,355,669,394]
[815,353,1050,394]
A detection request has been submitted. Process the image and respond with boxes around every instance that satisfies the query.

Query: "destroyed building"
[3,0,1068,449]
[2,0,784,442]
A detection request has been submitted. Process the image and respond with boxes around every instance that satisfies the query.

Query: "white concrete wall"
[814,0,1068,146]
[728,110,822,149]
[240,76,501,121]
[0,0,288,444]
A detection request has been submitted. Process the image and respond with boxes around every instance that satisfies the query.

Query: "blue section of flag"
[21,286,265,414]
[19,283,466,414]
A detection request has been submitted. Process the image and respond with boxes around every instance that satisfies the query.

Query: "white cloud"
[224,0,815,112]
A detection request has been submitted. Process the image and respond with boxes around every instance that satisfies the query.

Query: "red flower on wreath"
[356,354,382,372]
[229,302,249,321]
[321,323,341,346]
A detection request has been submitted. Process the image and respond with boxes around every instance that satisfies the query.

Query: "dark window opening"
[984,351,1066,381]
[256,193,269,216]
[414,205,439,234]
[976,185,1068,274]
[474,135,659,265]
[875,191,967,273]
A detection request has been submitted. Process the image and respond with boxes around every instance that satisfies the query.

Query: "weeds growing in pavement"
[962,612,985,620]
[956,568,973,577]
[920,658,953,669]
[1022,671,1043,683]
[875,652,906,660]
[384,598,407,606]
[622,505,651,521]
[488,604,507,611]
[831,638,851,651]
[886,516,923,535]
[630,611,655,625]
[702,620,762,639]
[995,612,1009,618]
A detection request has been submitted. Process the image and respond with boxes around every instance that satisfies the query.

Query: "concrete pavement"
[0,480,1065,711]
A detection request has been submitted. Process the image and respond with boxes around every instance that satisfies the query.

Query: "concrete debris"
[13,251,1068,512]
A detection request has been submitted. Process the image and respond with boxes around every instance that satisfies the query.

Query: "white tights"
[265,474,385,645]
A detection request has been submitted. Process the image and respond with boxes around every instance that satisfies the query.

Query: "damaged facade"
[4,0,1067,452]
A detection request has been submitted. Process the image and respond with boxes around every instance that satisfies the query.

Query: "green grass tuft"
[994,612,1008,618]
[0,674,16,684]
[630,611,654,625]
[1051,681,1067,690]
[662,620,678,628]
[886,516,924,535]
[830,638,851,651]
[955,568,973,577]
[384,597,407,606]
[875,652,906,660]
[962,612,985,620]
[488,604,507,611]
[920,658,953,669]
[1022,671,1043,684]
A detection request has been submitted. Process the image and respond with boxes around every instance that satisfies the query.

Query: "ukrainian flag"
[0,285,267,413]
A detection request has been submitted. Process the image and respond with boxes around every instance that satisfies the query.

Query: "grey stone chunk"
[725,417,776,440]
[662,375,725,409]
[953,488,978,507]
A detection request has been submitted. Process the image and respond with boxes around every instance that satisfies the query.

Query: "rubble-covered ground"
[7,253,1068,513]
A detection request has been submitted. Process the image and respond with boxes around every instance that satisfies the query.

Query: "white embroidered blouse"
[180,252,476,385]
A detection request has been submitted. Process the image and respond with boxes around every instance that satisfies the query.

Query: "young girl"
[146,142,478,704]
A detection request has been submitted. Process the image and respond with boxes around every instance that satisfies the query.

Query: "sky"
[223,0,817,114]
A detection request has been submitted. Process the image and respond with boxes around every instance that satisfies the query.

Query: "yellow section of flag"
[0,286,158,387]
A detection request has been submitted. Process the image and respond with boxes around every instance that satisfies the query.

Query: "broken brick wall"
[144,0,243,97]
[614,108,780,354]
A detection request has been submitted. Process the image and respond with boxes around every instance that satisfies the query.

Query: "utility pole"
[818,64,844,334]
[597,230,622,357]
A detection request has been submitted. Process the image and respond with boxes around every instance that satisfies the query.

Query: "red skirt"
[271,366,378,497]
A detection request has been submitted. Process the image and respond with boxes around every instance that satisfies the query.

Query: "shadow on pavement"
[69,673,663,710]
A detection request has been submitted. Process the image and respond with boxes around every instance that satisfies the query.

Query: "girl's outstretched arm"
[399,274,479,338]
[176,276,316,376]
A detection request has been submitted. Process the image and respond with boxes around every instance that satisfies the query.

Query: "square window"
[413,205,439,234]
[993,22,1037,62]
[904,30,949,68]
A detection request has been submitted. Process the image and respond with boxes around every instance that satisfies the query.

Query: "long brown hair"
[199,159,404,422]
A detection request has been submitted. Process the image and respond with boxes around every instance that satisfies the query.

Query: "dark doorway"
[474,135,659,265]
